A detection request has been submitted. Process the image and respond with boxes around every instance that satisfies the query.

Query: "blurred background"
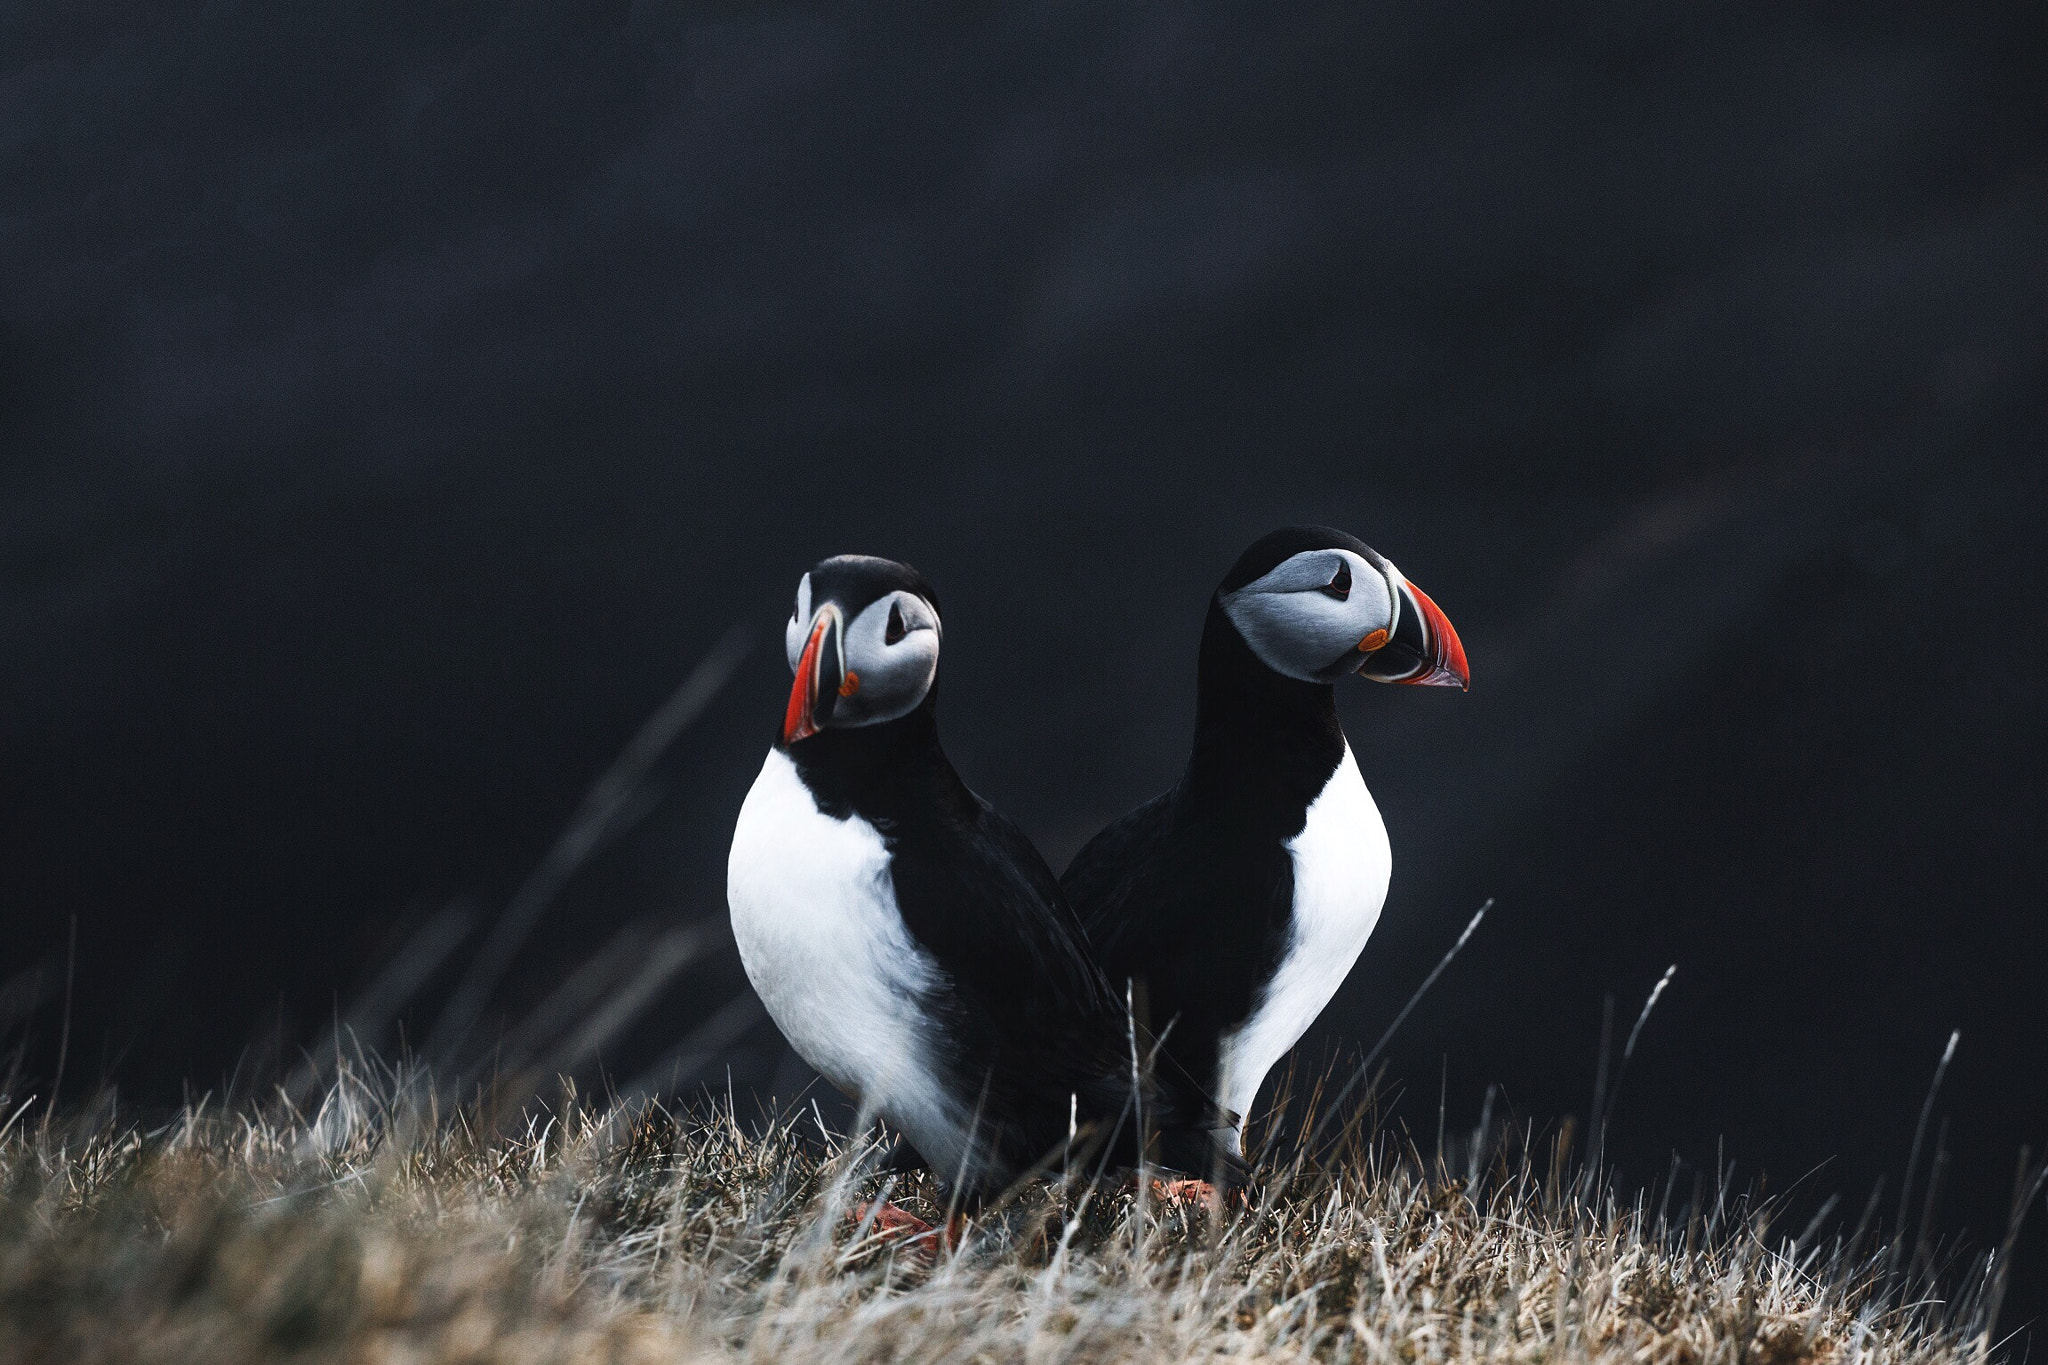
[4,0,2044,1326]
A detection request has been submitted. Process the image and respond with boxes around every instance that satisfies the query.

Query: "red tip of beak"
[1398,581,1470,690]
[782,615,830,745]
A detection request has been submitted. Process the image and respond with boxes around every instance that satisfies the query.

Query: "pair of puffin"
[727,528,1467,1216]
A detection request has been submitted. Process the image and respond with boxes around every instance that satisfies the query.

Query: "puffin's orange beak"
[781,606,844,745]
[1395,580,1469,690]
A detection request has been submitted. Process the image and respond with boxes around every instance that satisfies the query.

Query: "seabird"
[1062,526,1468,1157]
[729,554,1228,1226]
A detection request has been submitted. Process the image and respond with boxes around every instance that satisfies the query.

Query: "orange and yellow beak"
[1358,578,1469,690]
[781,605,845,745]
[1395,580,1469,689]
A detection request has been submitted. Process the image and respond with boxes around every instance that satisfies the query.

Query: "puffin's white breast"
[1215,741,1390,1140]
[727,748,968,1170]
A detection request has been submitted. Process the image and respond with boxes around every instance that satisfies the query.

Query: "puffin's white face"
[783,570,942,743]
[1220,544,1468,688]
[1220,548,1398,684]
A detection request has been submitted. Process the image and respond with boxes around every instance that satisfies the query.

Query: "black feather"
[1063,591,1345,1120]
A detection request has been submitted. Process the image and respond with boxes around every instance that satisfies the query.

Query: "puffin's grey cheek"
[831,619,939,728]
[1223,591,1347,683]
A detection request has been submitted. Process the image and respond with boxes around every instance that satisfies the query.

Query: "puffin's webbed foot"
[1151,1176,1214,1203]
[1150,1176,1247,1210]
[850,1201,961,1260]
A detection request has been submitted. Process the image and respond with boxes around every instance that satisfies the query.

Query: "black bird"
[1062,526,1469,1156]
[728,555,1227,1210]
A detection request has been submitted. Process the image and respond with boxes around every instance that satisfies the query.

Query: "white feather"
[727,748,970,1173]
[1214,741,1390,1145]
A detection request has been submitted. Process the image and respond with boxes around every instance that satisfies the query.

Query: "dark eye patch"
[1321,560,1351,600]
[885,600,908,645]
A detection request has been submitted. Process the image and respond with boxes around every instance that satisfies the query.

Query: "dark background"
[5,0,2045,1329]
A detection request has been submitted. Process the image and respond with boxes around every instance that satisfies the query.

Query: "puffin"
[728,554,1228,1214]
[1061,526,1468,1157]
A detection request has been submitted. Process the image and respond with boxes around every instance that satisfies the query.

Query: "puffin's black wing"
[889,800,1117,1019]
[1061,783,1296,1123]
[889,798,1230,1175]
[1062,790,1177,964]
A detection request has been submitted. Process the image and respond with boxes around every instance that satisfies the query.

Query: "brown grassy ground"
[0,1064,2022,1365]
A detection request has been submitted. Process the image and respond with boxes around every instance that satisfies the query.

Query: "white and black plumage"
[1062,526,1469,1154]
[729,554,1227,1198]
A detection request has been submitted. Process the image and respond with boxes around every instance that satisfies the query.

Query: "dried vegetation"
[0,1061,2030,1365]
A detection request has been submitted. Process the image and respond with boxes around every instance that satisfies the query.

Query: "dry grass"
[0,1062,2023,1365]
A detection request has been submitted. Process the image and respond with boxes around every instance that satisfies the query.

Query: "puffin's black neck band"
[1185,599,1347,829]
[784,689,973,828]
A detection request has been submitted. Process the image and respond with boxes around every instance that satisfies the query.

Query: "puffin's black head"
[1215,525,1469,689]
[780,555,944,746]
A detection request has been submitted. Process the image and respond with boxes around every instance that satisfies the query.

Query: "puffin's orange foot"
[850,1201,962,1257]
[854,1200,935,1239]
[1152,1177,1248,1210]
[1151,1177,1218,1205]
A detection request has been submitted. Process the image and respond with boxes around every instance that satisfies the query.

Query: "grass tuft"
[0,1060,2022,1365]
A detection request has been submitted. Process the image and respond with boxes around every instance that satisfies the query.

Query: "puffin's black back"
[1063,538,1350,1116]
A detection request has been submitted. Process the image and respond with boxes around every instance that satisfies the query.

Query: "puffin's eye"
[885,601,907,645]
[1321,560,1351,601]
